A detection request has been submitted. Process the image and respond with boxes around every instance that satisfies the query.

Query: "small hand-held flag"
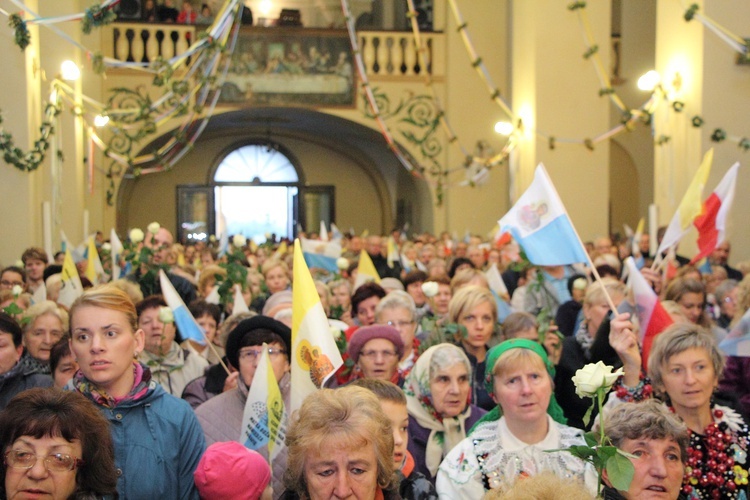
[498,163,588,266]
[354,249,381,289]
[241,343,288,459]
[690,162,740,264]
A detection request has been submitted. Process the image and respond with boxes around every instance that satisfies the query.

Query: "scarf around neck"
[403,343,473,477]
[73,361,154,408]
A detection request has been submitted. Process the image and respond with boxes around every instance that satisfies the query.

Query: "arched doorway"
[117,107,434,240]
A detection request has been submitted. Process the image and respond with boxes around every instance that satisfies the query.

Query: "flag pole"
[567,227,620,314]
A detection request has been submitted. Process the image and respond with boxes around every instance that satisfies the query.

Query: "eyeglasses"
[0,280,23,288]
[4,450,83,472]
[238,347,287,361]
[360,350,397,360]
[386,320,414,329]
[724,297,736,304]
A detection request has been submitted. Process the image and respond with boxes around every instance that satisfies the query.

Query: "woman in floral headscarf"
[403,343,486,483]
[436,339,596,498]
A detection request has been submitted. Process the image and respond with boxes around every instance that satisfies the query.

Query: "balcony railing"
[102,23,444,78]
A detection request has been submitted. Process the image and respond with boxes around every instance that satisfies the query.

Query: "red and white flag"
[690,162,740,264]
[624,257,674,371]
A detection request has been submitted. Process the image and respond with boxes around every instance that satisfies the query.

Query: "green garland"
[8,14,30,51]
[80,5,117,35]
[0,102,60,172]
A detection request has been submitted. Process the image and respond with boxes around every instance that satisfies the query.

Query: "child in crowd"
[352,378,437,500]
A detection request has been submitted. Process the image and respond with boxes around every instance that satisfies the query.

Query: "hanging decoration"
[0,0,244,205]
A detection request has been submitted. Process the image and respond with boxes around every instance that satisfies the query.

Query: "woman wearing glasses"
[0,388,118,499]
[347,325,405,385]
[195,315,291,496]
[375,291,420,379]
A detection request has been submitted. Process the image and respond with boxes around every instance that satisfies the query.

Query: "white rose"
[422,281,439,298]
[233,234,247,248]
[572,361,623,398]
[329,326,342,340]
[209,235,216,242]
[14,260,23,268]
[129,228,144,243]
[11,285,22,297]
[158,306,174,324]
[336,257,350,270]
[147,222,161,234]
[101,242,112,251]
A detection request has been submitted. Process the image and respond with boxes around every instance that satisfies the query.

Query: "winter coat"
[0,361,52,410]
[195,373,290,499]
[87,382,205,499]
[138,341,208,397]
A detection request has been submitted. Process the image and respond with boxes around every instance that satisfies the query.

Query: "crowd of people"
[0,224,748,499]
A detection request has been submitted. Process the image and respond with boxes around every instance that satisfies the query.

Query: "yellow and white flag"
[58,249,83,308]
[354,249,381,290]
[655,148,713,260]
[291,240,343,412]
[387,236,399,269]
[241,343,287,459]
[85,237,106,285]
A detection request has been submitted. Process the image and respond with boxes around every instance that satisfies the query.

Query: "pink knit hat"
[194,442,271,499]
[347,325,405,364]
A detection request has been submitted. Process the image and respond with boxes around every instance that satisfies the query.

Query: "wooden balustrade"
[101,23,444,79]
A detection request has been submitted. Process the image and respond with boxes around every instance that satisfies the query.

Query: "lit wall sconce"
[60,60,80,81]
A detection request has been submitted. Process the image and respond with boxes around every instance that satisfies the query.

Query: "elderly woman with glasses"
[347,325,405,385]
[375,291,420,378]
[0,388,118,500]
[195,315,291,496]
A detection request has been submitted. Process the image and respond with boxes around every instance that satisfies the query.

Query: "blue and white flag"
[159,270,206,345]
[498,164,588,265]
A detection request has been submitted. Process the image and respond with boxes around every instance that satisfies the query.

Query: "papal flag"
[241,343,287,459]
[354,249,381,290]
[159,270,206,345]
[58,249,83,308]
[291,239,343,412]
[85,236,106,285]
[110,228,124,280]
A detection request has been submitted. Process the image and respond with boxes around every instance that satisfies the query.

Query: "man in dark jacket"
[366,235,402,280]
[0,312,52,410]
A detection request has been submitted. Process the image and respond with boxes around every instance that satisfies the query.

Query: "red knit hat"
[194,442,271,499]
[347,325,404,364]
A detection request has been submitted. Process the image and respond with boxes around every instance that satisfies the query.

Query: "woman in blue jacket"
[68,285,205,499]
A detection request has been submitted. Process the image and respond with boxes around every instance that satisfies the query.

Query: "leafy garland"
[0,100,61,172]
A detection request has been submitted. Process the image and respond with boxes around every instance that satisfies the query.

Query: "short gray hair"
[605,400,689,463]
[647,323,725,393]
[428,343,471,382]
[715,279,738,304]
[375,290,416,323]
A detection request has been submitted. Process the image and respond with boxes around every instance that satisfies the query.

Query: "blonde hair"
[198,264,226,295]
[22,300,69,332]
[584,277,625,306]
[108,278,144,304]
[647,323,725,394]
[450,268,489,292]
[261,258,289,278]
[483,471,595,500]
[448,285,497,324]
[284,387,396,497]
[69,285,138,333]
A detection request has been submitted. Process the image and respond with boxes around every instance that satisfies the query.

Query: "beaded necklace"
[672,406,750,499]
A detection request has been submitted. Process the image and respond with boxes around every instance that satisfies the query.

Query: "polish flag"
[689,162,740,264]
[624,257,674,371]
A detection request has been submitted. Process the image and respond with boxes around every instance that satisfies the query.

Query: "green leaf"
[584,431,599,447]
[605,452,635,492]
[597,445,618,460]
[582,398,596,427]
